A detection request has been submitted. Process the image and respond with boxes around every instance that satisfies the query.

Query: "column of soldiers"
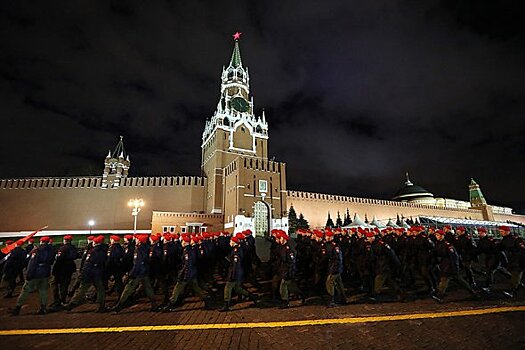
[1,224,524,315]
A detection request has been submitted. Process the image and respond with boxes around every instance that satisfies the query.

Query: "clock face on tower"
[231,96,249,112]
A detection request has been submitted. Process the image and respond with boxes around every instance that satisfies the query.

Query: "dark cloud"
[1,0,524,212]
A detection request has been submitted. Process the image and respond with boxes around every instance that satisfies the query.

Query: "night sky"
[1,1,524,213]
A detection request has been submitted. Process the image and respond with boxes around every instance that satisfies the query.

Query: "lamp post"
[88,220,95,235]
[128,198,144,235]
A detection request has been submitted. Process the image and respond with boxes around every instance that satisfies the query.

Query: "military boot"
[248,293,258,307]
[279,300,290,309]
[8,305,21,316]
[36,305,47,315]
[219,301,231,312]
[150,298,159,312]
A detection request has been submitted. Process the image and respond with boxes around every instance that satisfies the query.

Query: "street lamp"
[128,198,144,235]
[88,220,95,235]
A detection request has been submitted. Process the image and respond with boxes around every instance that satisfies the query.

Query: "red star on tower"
[233,32,242,41]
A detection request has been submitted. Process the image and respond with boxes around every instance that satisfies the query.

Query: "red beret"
[93,235,105,244]
[182,234,191,243]
[163,233,172,240]
[136,234,149,244]
[40,236,50,243]
[28,238,35,243]
[244,229,252,236]
[499,226,511,232]
[477,227,487,233]
[365,231,375,238]
[235,233,245,240]
[64,235,73,241]
[110,235,120,242]
[435,229,445,236]
[231,236,240,244]
[325,230,334,237]
[281,233,290,241]
[87,235,95,241]
[150,235,159,242]
[124,234,134,240]
[173,234,180,240]
[456,226,465,232]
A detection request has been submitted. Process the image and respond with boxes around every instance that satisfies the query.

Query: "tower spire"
[405,171,413,186]
[229,33,243,68]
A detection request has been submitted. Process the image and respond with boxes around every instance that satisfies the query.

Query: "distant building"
[0,37,523,238]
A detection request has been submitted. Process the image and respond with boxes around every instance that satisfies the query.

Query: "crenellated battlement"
[0,176,207,190]
[224,157,285,176]
[287,190,480,214]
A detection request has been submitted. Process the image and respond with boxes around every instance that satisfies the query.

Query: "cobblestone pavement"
[1,282,524,350]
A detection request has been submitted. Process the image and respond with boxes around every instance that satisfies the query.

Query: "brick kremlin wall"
[287,190,525,228]
[0,176,207,233]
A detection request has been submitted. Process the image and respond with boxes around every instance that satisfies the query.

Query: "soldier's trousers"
[419,265,437,292]
[509,271,523,291]
[374,273,403,295]
[437,273,476,297]
[326,273,346,299]
[70,279,105,306]
[1,275,17,296]
[117,276,155,307]
[16,278,49,307]
[224,281,250,302]
[169,279,206,304]
[51,273,72,305]
[280,279,303,301]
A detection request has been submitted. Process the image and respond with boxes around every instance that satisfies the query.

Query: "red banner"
[1,226,48,254]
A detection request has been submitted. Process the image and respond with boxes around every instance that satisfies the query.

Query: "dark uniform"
[278,242,304,307]
[50,242,78,306]
[12,241,55,314]
[114,239,157,312]
[67,243,107,311]
[434,239,478,301]
[69,240,93,297]
[477,234,504,288]
[2,245,26,298]
[499,234,525,296]
[414,232,437,294]
[371,239,404,299]
[325,240,347,306]
[455,232,478,286]
[221,243,256,311]
[106,242,125,297]
[167,244,209,308]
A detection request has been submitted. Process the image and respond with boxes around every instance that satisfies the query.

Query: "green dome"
[393,173,434,201]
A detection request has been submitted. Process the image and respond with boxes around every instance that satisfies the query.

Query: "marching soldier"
[277,232,305,308]
[2,240,26,298]
[113,234,157,312]
[69,235,94,297]
[325,230,347,307]
[433,230,479,303]
[9,236,55,315]
[476,227,503,291]
[106,235,125,297]
[455,226,478,288]
[164,234,210,311]
[498,226,524,298]
[50,235,78,308]
[220,234,257,311]
[371,232,405,301]
[65,235,107,312]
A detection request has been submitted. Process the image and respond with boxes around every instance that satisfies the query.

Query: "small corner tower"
[469,178,487,207]
[102,136,130,189]
[469,178,493,220]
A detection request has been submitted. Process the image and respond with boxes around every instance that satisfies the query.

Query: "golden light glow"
[128,198,145,208]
